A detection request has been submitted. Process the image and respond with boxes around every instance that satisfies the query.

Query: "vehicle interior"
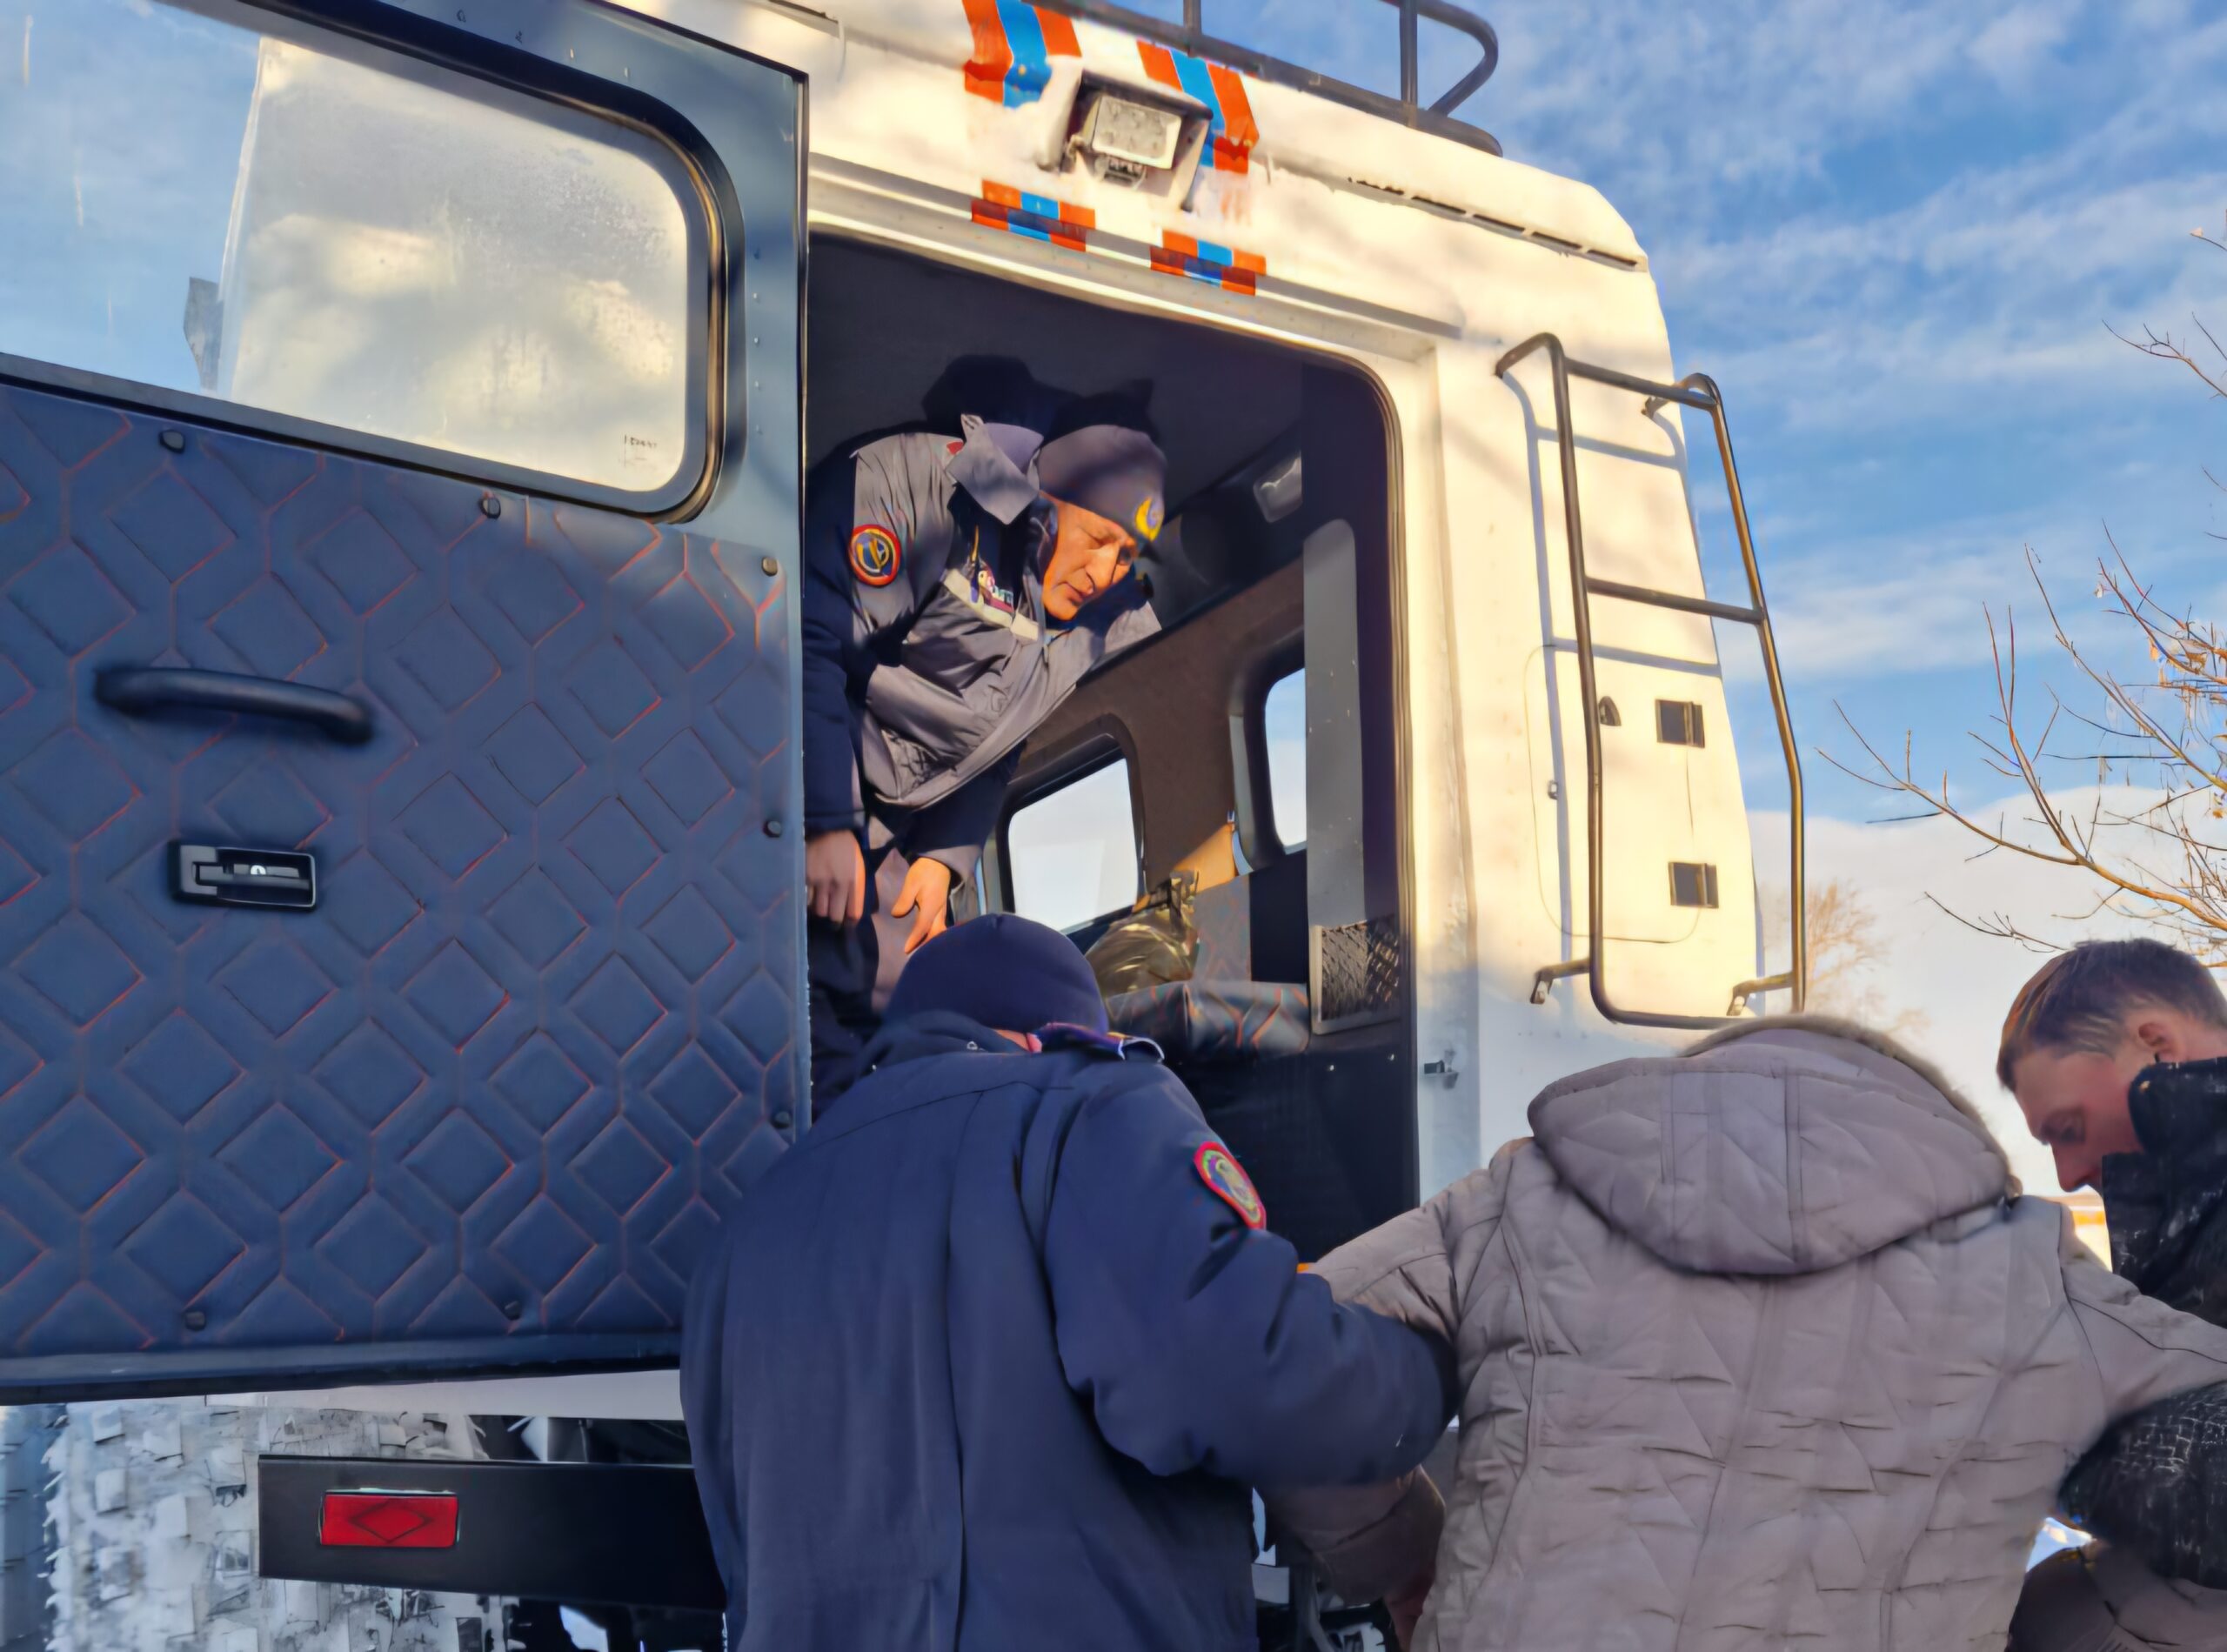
[810,237,1414,1260]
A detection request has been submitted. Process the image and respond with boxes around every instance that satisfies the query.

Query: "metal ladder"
[1497,333,1806,1028]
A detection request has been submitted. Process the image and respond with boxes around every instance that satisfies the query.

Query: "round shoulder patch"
[850,524,901,587]
[1194,1140,1266,1230]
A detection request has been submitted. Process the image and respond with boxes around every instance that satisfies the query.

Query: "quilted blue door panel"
[0,382,799,1388]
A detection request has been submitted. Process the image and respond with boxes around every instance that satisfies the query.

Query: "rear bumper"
[257,1455,722,1612]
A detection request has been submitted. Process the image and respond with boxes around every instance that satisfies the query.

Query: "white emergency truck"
[0,0,1802,1643]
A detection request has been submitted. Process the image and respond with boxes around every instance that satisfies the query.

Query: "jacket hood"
[1528,1016,2013,1276]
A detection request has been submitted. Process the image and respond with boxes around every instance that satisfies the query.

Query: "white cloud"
[1967,2,2077,85]
[1474,1,1996,200]
[1666,171,2227,433]
[1761,550,2010,679]
[1715,513,2120,686]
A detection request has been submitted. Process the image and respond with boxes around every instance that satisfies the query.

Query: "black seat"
[1104,855,1312,1063]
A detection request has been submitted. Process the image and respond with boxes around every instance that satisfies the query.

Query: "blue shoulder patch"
[1037,1023,1164,1063]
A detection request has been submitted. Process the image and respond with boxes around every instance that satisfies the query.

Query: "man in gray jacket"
[1267,1017,2227,1652]
[800,397,1165,1099]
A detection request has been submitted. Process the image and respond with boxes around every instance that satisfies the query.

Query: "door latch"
[172,843,318,911]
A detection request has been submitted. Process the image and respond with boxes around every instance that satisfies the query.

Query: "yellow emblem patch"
[850,524,901,586]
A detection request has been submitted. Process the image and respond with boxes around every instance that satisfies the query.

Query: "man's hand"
[1387,1564,1433,1651]
[891,856,954,955]
[806,829,866,926]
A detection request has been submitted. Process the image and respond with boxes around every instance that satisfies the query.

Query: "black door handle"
[96,668,375,746]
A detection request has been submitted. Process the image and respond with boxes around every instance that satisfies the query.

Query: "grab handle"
[96,667,375,746]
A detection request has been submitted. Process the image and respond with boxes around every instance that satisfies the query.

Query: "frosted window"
[1,0,696,492]
[1007,760,1140,933]
[1264,669,1307,851]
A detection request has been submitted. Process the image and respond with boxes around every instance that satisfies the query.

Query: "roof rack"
[1047,0,1502,157]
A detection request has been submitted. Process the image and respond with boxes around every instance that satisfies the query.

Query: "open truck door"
[0,0,803,1404]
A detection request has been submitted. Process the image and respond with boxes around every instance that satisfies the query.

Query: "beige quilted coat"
[1270,1020,2227,1651]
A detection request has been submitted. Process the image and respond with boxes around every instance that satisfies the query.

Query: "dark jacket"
[679,1014,1451,1652]
[800,422,1159,880]
[2063,1056,2227,1585]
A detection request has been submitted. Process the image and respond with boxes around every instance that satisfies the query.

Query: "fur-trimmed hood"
[1528,1015,2016,1275]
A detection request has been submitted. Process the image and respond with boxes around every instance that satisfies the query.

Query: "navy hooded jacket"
[680,1013,1451,1651]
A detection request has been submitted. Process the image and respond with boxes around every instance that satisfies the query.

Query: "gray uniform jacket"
[801,419,1159,880]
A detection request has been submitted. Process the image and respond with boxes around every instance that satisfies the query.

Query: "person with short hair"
[1996,940,2227,1649]
[1997,937,2227,1199]
[681,914,1451,1652]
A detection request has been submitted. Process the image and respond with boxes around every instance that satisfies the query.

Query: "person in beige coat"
[1267,1017,2227,1651]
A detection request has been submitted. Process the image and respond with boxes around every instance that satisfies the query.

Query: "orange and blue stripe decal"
[1137,42,1258,172]
[1152,231,1267,294]
[963,0,1080,106]
[972,181,1096,252]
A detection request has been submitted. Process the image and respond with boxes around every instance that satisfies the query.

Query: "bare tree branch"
[1826,232,2227,966]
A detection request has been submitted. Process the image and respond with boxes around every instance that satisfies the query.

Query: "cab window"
[1263,667,1307,853]
[0,0,703,499]
[1005,758,1140,933]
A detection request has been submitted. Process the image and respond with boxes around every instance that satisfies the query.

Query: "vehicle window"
[0,0,698,495]
[1264,668,1307,851]
[1006,759,1140,933]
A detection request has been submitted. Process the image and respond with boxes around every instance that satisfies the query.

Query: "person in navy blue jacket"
[681,915,1453,1652]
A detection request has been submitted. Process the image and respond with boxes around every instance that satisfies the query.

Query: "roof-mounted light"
[1044,74,1210,200]
[1078,92,1183,183]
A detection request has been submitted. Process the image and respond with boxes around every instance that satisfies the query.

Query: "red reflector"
[319,1491,459,1549]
